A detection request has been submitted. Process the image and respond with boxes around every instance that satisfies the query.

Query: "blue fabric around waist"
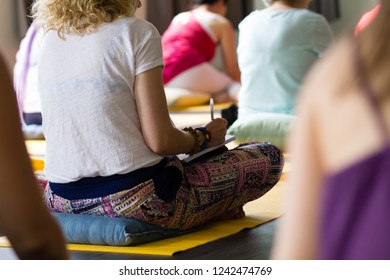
[49,158,183,202]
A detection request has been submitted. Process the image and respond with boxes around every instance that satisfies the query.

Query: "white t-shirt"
[38,17,164,183]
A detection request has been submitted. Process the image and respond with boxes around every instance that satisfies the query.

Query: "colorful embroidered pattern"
[44,142,284,230]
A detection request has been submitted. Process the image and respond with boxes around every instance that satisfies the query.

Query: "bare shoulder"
[212,14,233,30]
[211,16,234,40]
[172,11,191,24]
[299,37,355,106]
[300,36,384,173]
[197,11,234,36]
[214,13,232,25]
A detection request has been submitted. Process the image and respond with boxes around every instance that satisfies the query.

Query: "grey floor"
[0,219,277,260]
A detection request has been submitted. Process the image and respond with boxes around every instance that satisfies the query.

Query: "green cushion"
[227,112,296,151]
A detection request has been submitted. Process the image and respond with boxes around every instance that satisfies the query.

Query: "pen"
[210,98,214,120]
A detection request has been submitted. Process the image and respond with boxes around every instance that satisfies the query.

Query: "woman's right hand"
[203,118,228,147]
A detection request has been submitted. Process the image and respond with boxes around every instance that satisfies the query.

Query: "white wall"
[252,0,379,37]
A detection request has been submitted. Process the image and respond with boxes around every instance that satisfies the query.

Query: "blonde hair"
[32,0,138,37]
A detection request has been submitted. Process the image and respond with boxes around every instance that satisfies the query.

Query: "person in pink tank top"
[162,0,241,103]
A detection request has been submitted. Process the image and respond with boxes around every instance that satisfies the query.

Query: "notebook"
[177,135,236,163]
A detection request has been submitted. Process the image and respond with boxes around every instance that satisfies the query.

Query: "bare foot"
[214,206,246,220]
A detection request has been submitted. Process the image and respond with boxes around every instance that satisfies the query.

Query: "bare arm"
[0,53,68,259]
[213,19,240,82]
[271,63,325,260]
[134,67,227,155]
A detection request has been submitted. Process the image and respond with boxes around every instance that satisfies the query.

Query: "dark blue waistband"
[50,159,168,200]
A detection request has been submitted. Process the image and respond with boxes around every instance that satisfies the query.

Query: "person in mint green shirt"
[237,0,333,117]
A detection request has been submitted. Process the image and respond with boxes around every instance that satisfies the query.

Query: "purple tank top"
[320,40,390,260]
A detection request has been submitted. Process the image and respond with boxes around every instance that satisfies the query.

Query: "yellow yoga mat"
[0,180,285,256]
[169,101,235,113]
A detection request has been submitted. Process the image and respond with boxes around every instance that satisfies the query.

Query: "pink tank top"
[162,12,217,84]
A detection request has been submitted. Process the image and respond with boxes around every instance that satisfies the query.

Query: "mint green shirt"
[237,9,333,117]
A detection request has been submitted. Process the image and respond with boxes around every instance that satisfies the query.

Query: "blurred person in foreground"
[272,0,390,259]
[0,52,67,259]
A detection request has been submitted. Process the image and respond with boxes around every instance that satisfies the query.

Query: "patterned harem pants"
[44,142,284,230]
